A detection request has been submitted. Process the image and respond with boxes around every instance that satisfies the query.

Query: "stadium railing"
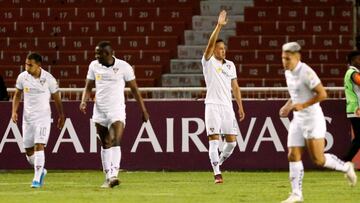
[6,87,344,101]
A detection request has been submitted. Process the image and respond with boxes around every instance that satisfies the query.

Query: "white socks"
[101,147,112,180]
[33,151,45,182]
[219,142,236,165]
[324,153,348,172]
[26,154,35,166]
[289,161,304,197]
[209,140,221,175]
[110,146,121,178]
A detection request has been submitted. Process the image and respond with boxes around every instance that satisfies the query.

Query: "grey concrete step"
[184,30,236,45]
[170,59,202,73]
[161,73,203,87]
[178,45,205,59]
[200,0,254,15]
[192,15,244,30]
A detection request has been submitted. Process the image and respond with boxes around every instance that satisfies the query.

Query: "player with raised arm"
[202,10,245,184]
[80,41,149,188]
[12,52,65,188]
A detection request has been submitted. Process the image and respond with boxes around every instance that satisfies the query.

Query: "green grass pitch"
[0,170,359,203]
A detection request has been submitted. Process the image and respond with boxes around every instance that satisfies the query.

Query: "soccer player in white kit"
[12,53,65,188]
[279,42,357,203]
[202,10,245,184]
[80,41,149,188]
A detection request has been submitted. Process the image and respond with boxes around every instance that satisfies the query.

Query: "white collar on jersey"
[291,61,302,73]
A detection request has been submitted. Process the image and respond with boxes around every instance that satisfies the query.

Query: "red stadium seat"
[46,65,88,79]
[133,65,163,80]
[254,0,353,7]
[0,66,22,80]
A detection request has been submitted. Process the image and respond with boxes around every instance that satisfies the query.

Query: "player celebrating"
[279,42,357,203]
[202,10,245,184]
[12,52,65,188]
[80,41,149,188]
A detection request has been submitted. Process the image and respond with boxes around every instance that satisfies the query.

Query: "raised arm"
[79,79,95,114]
[127,80,149,122]
[231,79,245,121]
[11,88,22,123]
[52,91,65,129]
[204,10,227,60]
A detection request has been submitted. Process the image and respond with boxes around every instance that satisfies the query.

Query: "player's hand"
[279,105,292,117]
[142,111,150,122]
[218,10,227,26]
[292,103,305,111]
[57,115,65,129]
[355,108,360,117]
[238,109,245,121]
[79,101,87,114]
[11,112,18,123]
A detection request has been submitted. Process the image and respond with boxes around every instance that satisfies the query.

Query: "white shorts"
[22,120,51,148]
[93,105,126,128]
[287,112,326,147]
[205,104,238,136]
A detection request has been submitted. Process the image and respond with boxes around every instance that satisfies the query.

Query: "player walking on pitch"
[12,52,65,188]
[279,42,357,203]
[202,10,245,184]
[80,41,149,188]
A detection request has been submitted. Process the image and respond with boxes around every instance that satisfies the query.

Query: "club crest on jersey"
[40,78,46,86]
[24,87,30,93]
[113,68,119,74]
[226,64,231,69]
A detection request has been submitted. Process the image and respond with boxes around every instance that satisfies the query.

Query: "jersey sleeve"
[48,75,59,94]
[15,74,23,90]
[124,63,136,82]
[230,62,237,79]
[86,63,95,80]
[304,67,321,89]
[201,55,209,68]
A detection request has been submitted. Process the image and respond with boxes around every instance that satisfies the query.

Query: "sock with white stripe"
[289,161,304,197]
[33,151,45,182]
[101,147,112,180]
[219,141,236,165]
[26,154,35,166]
[209,140,221,175]
[110,146,121,178]
[324,153,348,172]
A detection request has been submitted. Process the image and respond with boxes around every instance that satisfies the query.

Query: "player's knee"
[287,152,300,162]
[34,144,44,151]
[312,156,325,167]
[100,136,113,148]
[25,147,34,156]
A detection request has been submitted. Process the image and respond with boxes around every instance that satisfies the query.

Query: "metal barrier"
[6,87,345,100]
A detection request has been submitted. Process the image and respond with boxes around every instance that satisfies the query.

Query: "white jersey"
[87,57,135,112]
[15,69,58,123]
[202,55,237,107]
[285,61,322,117]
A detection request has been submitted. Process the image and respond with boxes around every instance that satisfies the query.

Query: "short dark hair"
[216,39,225,44]
[97,41,111,49]
[347,50,360,64]
[27,52,42,63]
